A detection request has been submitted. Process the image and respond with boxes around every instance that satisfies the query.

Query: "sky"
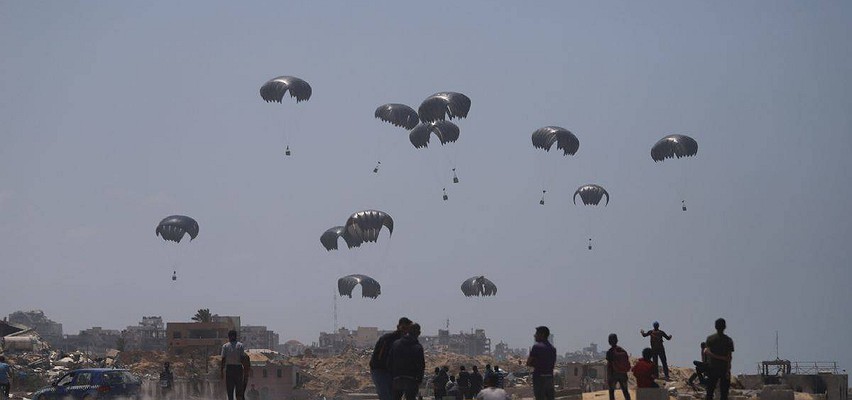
[1,1,851,374]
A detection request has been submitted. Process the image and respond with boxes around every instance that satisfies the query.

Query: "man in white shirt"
[220,330,246,400]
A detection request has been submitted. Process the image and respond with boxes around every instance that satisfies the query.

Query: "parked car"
[32,368,141,400]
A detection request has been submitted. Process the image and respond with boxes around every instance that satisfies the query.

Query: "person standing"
[0,356,12,400]
[159,362,175,400]
[482,365,494,389]
[492,366,504,389]
[371,317,413,400]
[238,351,253,400]
[527,326,557,400]
[469,366,483,400]
[432,367,447,400]
[632,348,659,389]
[704,319,734,400]
[221,330,247,400]
[640,322,673,380]
[605,334,631,400]
[446,375,462,400]
[388,323,425,400]
[457,366,472,400]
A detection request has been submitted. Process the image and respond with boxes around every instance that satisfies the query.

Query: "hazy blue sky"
[2,1,850,373]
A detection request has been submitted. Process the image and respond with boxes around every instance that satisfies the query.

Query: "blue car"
[33,369,141,400]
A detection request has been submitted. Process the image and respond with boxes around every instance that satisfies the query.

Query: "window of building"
[262,369,268,378]
[277,369,282,378]
[588,369,598,379]
[173,332,181,339]
[574,367,578,376]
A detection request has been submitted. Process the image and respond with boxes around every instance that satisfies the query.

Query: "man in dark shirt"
[527,326,557,400]
[640,322,673,380]
[704,318,734,400]
[388,323,425,400]
[605,334,631,400]
[457,366,472,400]
[371,317,413,400]
[469,366,484,398]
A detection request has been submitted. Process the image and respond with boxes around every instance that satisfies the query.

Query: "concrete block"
[636,388,669,400]
[759,387,794,400]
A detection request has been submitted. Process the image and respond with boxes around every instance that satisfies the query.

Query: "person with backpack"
[527,326,557,400]
[605,333,631,400]
[632,348,659,388]
[457,366,472,400]
[640,322,673,381]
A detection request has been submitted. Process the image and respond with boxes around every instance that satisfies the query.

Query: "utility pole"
[446,318,450,330]
[775,331,779,359]
[333,287,339,332]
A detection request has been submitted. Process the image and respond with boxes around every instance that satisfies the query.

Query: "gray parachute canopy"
[651,134,698,162]
[338,274,381,299]
[320,226,363,251]
[461,276,497,297]
[375,104,420,130]
[532,126,579,156]
[156,215,199,243]
[418,92,471,123]
[573,184,610,206]
[345,210,394,244]
[409,121,460,149]
[260,76,312,103]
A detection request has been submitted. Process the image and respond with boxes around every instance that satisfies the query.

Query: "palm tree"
[191,308,212,323]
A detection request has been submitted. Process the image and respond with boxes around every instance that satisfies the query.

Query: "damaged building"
[739,360,848,400]
[62,327,122,357]
[240,325,280,351]
[421,329,491,356]
[166,315,240,357]
[123,316,167,351]
[7,310,63,347]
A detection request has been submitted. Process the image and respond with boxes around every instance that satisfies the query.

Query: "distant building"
[8,310,63,347]
[167,315,240,357]
[314,327,389,355]
[419,329,491,356]
[63,327,122,357]
[244,352,303,400]
[124,316,167,351]
[279,340,306,356]
[559,361,608,392]
[240,325,280,350]
[561,343,604,363]
[739,361,848,400]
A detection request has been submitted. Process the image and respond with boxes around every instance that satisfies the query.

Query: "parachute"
[651,134,698,211]
[259,76,312,103]
[320,226,363,251]
[338,274,381,299]
[409,121,460,149]
[375,104,420,130]
[345,210,393,244]
[573,184,610,206]
[418,92,471,123]
[155,215,199,243]
[573,185,608,250]
[532,126,579,156]
[461,276,497,297]
[651,134,698,162]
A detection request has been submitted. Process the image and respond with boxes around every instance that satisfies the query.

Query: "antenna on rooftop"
[446,318,450,330]
[775,330,779,359]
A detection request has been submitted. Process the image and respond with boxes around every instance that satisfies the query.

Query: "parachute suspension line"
[171,244,180,281]
[452,168,459,184]
[540,190,547,205]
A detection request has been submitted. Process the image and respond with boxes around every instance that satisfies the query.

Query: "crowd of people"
[369,317,734,400]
